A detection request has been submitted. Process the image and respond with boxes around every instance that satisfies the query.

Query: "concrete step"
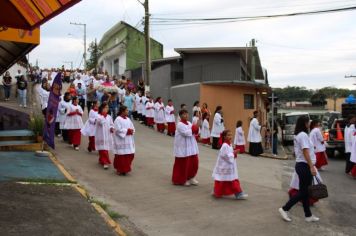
[0,140,43,152]
[0,130,35,141]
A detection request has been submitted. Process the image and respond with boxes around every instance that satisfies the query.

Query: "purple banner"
[43,73,62,149]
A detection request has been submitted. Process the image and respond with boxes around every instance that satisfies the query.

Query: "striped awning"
[0,0,81,30]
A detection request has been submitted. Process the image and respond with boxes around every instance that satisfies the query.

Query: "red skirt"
[315,152,328,169]
[157,123,165,132]
[98,150,111,165]
[351,165,356,177]
[214,179,242,197]
[234,145,245,154]
[114,154,134,174]
[69,129,81,146]
[88,136,96,151]
[172,155,199,185]
[201,138,211,145]
[146,117,155,126]
[288,188,318,206]
[167,122,176,134]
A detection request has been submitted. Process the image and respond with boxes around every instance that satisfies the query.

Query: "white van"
[282,112,310,145]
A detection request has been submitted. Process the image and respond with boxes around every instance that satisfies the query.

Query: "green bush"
[29,114,44,136]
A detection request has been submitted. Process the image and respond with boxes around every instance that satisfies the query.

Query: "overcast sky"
[29,0,356,89]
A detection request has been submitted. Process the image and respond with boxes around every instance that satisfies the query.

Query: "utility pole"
[70,22,87,70]
[251,39,256,81]
[144,0,151,86]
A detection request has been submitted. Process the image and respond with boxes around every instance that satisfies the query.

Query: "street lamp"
[70,22,86,70]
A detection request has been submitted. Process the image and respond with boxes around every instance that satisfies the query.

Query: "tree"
[310,91,327,106]
[86,39,102,71]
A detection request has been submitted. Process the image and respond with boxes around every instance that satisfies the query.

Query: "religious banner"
[43,72,62,149]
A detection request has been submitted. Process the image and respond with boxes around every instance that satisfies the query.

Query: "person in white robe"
[172,109,199,186]
[212,130,248,199]
[192,110,201,141]
[39,81,50,116]
[141,94,148,124]
[113,105,135,175]
[247,111,263,156]
[310,120,328,170]
[234,120,246,154]
[95,103,114,169]
[345,115,356,174]
[211,106,225,149]
[200,113,211,145]
[165,99,176,136]
[58,92,72,141]
[145,97,155,127]
[81,101,99,152]
[64,97,83,150]
[154,97,165,133]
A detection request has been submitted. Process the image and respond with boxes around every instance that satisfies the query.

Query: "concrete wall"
[183,53,241,84]
[171,83,200,117]
[151,64,171,102]
[325,97,346,112]
[200,84,267,140]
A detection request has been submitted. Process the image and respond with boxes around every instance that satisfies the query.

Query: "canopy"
[0,0,81,30]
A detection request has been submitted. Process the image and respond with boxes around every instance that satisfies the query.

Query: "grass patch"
[91,199,109,211]
[15,178,76,184]
[90,198,127,220]
[108,210,127,220]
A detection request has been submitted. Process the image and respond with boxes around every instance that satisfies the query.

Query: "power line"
[150,5,356,25]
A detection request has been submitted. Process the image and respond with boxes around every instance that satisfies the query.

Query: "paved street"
[51,117,356,236]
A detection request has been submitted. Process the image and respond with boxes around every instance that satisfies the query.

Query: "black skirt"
[249,142,263,156]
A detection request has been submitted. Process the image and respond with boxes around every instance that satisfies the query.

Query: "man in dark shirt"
[17,75,28,108]
[2,71,12,101]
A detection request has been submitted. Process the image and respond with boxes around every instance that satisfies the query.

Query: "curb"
[48,153,127,236]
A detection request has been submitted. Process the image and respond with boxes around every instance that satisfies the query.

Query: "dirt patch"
[0,182,117,236]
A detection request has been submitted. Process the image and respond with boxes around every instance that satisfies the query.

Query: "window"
[244,94,254,109]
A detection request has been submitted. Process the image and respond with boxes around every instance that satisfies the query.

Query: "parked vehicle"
[322,111,341,130]
[324,118,346,157]
[281,112,310,145]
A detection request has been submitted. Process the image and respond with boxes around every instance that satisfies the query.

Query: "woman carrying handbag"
[279,116,320,223]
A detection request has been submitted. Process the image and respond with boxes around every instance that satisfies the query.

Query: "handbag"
[308,176,328,200]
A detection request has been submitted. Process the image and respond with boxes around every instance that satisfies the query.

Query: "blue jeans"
[3,85,11,99]
[18,89,27,106]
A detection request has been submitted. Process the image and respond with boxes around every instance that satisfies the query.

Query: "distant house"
[98,21,163,81]
[148,47,270,135]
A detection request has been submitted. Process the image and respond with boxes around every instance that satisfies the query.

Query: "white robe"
[350,130,356,163]
[212,143,238,181]
[290,170,323,190]
[94,114,114,151]
[154,102,165,124]
[345,125,355,153]
[174,121,199,158]
[234,127,246,146]
[192,116,200,134]
[211,113,224,138]
[39,87,49,110]
[63,104,83,129]
[200,119,210,139]
[113,116,135,155]
[141,96,148,116]
[58,100,71,129]
[135,94,142,114]
[145,101,155,118]
[81,109,98,136]
[165,105,175,123]
[247,118,262,143]
[310,127,326,153]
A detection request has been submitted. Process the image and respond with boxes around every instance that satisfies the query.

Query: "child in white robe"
[58,92,72,142]
[310,120,328,170]
[234,120,246,154]
[154,97,165,133]
[113,105,135,175]
[64,96,83,150]
[200,112,211,145]
[81,101,99,152]
[95,103,114,169]
[192,110,201,141]
[172,109,199,186]
[212,130,248,199]
[145,97,155,127]
[165,99,176,136]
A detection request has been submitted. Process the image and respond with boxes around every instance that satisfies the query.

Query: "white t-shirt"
[294,132,316,164]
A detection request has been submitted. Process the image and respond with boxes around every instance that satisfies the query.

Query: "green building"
[98,21,163,78]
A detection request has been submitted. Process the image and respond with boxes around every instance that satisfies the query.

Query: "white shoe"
[184,181,191,186]
[305,215,319,222]
[103,165,109,170]
[24,105,27,108]
[235,192,248,200]
[189,178,199,185]
[279,208,292,222]
[74,147,79,151]
[19,104,22,107]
